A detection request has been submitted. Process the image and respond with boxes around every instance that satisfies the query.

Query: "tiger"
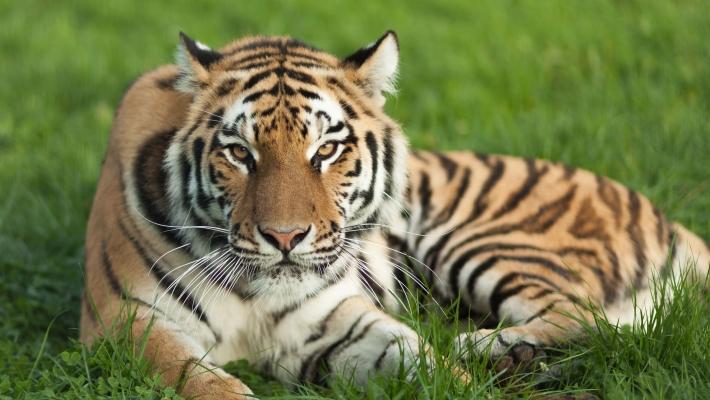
[80,31,709,399]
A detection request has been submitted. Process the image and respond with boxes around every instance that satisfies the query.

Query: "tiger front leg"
[277,295,427,387]
[129,316,253,399]
[444,257,594,374]
[455,286,589,375]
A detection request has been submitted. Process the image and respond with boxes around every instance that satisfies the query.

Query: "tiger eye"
[230,145,250,161]
[317,142,337,158]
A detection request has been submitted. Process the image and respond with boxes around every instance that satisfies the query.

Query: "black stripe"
[285,69,316,84]
[472,158,505,220]
[332,319,381,358]
[525,301,560,324]
[420,167,471,240]
[102,243,125,297]
[207,108,224,128]
[447,244,537,294]
[452,253,580,300]
[243,70,274,90]
[226,52,278,68]
[358,262,385,301]
[462,256,501,299]
[562,164,577,180]
[133,130,182,246]
[417,173,433,224]
[437,185,577,268]
[234,60,274,71]
[434,152,458,181]
[422,158,505,266]
[101,242,164,314]
[325,121,345,134]
[596,175,622,228]
[530,288,555,300]
[117,220,213,328]
[304,295,359,344]
[357,132,379,211]
[82,291,98,324]
[298,88,321,100]
[382,128,394,197]
[374,339,398,370]
[176,357,200,391]
[339,100,358,119]
[626,189,648,290]
[489,274,537,317]
[490,159,548,219]
[345,159,362,177]
[300,313,366,383]
[155,75,179,90]
[215,78,238,97]
[191,138,212,213]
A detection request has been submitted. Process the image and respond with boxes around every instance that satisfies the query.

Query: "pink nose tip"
[259,227,308,252]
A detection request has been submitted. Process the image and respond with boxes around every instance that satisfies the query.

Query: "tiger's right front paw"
[180,367,254,399]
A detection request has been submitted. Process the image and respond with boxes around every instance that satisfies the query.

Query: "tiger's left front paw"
[455,329,547,375]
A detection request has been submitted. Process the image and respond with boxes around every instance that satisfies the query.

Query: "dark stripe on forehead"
[207,108,224,128]
[215,78,238,97]
[325,121,344,133]
[328,77,375,117]
[225,52,279,69]
[285,69,316,84]
[243,70,274,90]
[289,60,327,69]
[339,100,358,119]
[223,39,283,55]
[298,88,322,100]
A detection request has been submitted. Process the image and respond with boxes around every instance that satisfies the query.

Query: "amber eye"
[316,142,338,159]
[229,145,251,161]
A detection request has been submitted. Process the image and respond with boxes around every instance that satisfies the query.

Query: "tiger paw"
[455,329,547,375]
[180,369,254,400]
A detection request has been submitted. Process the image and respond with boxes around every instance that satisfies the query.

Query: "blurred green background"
[1,0,708,398]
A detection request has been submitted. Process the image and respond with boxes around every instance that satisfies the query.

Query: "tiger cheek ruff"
[80,31,710,398]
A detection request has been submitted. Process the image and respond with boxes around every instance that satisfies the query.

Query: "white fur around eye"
[317,143,345,172]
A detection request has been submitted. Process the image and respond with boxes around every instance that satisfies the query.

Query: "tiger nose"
[258,226,309,253]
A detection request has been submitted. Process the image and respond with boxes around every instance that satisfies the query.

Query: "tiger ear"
[175,32,224,93]
[342,31,399,107]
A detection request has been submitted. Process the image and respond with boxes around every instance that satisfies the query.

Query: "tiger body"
[393,151,708,355]
[80,32,709,398]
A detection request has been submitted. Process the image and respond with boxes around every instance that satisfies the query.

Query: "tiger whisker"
[339,243,431,315]
[338,247,400,311]
[134,207,230,234]
[342,236,444,288]
[342,222,456,238]
[382,190,411,218]
[195,252,239,320]
[338,244,420,315]
[340,240,445,314]
[340,241,429,295]
[155,247,229,314]
[147,242,192,275]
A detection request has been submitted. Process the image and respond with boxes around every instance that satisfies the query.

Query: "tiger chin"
[81,31,709,398]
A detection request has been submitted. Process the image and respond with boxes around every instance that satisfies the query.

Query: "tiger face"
[164,32,408,300]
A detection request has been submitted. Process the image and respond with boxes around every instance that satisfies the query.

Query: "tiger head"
[164,32,408,301]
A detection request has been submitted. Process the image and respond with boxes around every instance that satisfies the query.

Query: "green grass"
[1,0,708,398]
